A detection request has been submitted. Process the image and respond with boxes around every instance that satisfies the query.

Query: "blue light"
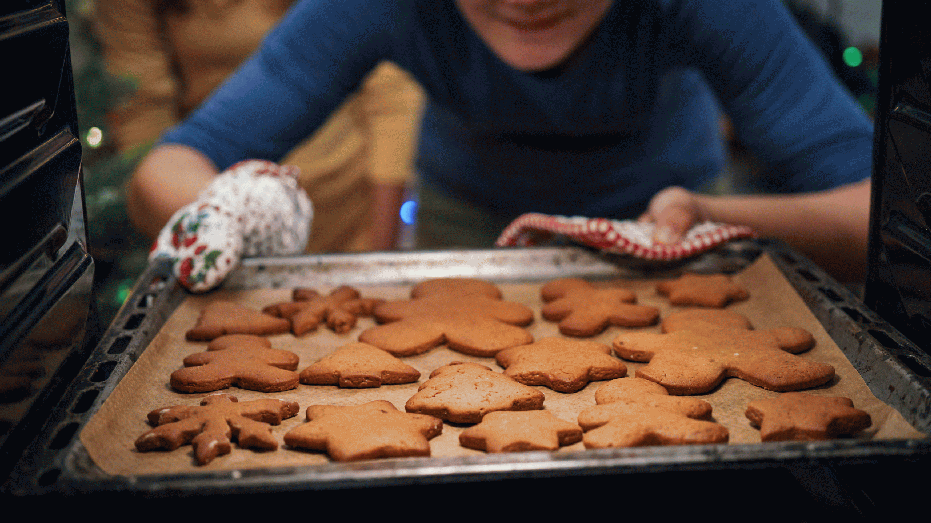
[400,200,417,225]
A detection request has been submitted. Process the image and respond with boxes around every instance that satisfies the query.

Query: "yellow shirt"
[94,0,424,252]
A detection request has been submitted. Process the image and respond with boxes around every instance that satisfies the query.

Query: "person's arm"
[358,62,425,250]
[125,144,219,240]
[642,179,871,282]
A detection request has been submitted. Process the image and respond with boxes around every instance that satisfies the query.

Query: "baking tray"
[4,240,930,499]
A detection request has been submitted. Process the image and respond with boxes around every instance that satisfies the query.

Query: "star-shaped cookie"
[135,393,299,465]
[185,300,291,341]
[171,334,300,393]
[263,286,382,335]
[299,342,420,388]
[656,273,749,308]
[540,278,659,336]
[359,279,534,357]
[405,362,545,424]
[458,410,583,453]
[613,319,832,394]
[495,337,627,393]
[745,392,872,441]
[283,400,443,461]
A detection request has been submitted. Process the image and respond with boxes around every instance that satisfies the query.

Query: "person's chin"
[494,43,571,72]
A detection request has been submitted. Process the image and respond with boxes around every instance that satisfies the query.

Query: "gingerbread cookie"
[459,410,583,453]
[494,337,627,393]
[593,377,713,420]
[660,308,753,333]
[577,400,729,448]
[135,393,299,465]
[745,392,872,441]
[299,342,420,388]
[656,273,749,307]
[359,278,534,357]
[284,400,443,461]
[540,278,659,336]
[263,286,383,336]
[170,334,300,393]
[613,317,832,394]
[405,362,545,424]
[185,300,291,341]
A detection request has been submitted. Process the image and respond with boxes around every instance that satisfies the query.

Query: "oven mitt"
[150,160,313,293]
[495,213,754,261]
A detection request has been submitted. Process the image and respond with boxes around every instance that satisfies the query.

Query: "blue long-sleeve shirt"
[161,0,872,221]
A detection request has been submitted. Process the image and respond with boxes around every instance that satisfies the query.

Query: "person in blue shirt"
[127,0,873,281]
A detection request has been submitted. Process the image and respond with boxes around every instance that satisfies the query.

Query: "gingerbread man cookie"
[745,392,872,441]
[284,400,443,461]
[299,342,420,388]
[135,393,299,465]
[263,286,383,335]
[359,278,534,357]
[494,337,627,393]
[459,410,583,453]
[613,317,832,394]
[185,300,291,341]
[577,400,729,448]
[540,278,659,336]
[170,334,300,393]
[405,362,545,424]
[656,273,749,308]
[593,377,714,420]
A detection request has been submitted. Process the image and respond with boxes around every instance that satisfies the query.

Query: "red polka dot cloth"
[495,213,755,261]
[151,160,313,293]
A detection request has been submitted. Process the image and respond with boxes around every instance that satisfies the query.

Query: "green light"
[843,46,863,68]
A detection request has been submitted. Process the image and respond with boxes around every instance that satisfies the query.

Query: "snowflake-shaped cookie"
[540,278,660,336]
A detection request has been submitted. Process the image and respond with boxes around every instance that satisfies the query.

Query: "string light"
[86,126,103,148]
[842,46,863,68]
[400,200,417,225]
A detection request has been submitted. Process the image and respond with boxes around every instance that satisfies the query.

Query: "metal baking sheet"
[4,241,930,497]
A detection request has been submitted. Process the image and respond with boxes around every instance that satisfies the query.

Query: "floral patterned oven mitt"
[150,160,313,293]
[495,213,754,261]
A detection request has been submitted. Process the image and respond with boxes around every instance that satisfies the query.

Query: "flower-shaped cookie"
[656,273,749,308]
[495,337,627,393]
[577,400,729,448]
[135,393,299,465]
[405,362,545,424]
[459,410,583,453]
[359,278,534,357]
[540,278,659,336]
[263,286,383,335]
[299,342,420,388]
[745,392,872,441]
[593,377,714,419]
[284,400,443,461]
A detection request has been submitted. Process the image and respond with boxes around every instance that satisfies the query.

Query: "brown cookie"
[494,337,627,393]
[283,400,443,461]
[405,362,546,424]
[540,278,660,336]
[170,334,300,393]
[263,286,383,336]
[660,308,753,333]
[135,393,299,465]
[358,278,534,357]
[458,410,583,453]
[185,300,291,341]
[656,273,749,308]
[593,377,714,420]
[745,392,872,441]
[299,342,420,388]
[613,318,832,394]
[577,400,729,448]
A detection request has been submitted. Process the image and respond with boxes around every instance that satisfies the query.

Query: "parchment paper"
[80,254,927,475]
